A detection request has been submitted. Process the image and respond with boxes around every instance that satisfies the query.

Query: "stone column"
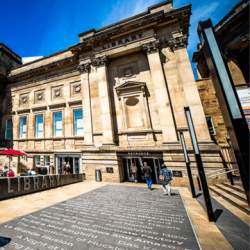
[78,61,93,145]
[143,41,177,143]
[92,56,114,145]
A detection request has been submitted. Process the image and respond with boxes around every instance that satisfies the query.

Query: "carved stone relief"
[34,90,45,103]
[70,81,82,96]
[19,94,29,105]
[52,86,63,99]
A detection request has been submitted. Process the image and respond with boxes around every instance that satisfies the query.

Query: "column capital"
[167,35,187,51]
[78,62,91,73]
[142,40,160,54]
[92,56,108,67]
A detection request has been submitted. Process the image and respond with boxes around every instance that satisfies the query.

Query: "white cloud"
[22,56,43,64]
[102,0,161,26]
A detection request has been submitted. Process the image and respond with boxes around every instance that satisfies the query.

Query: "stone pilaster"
[92,56,114,145]
[78,61,93,145]
[143,41,177,143]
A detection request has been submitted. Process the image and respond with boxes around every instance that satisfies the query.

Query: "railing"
[207,169,236,179]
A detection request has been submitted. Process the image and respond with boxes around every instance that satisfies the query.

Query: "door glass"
[58,157,63,175]
[74,157,80,174]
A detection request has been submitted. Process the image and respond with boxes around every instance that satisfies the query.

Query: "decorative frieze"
[142,40,160,54]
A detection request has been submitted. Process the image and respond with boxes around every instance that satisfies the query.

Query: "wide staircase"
[209,182,249,215]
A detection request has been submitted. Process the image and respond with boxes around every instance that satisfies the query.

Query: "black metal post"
[197,19,249,204]
[179,131,196,198]
[184,107,215,221]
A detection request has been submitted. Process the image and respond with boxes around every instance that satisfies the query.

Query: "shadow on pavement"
[0,236,11,247]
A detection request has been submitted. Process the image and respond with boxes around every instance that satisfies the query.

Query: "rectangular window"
[19,116,27,139]
[35,114,44,138]
[73,109,84,136]
[44,155,50,167]
[5,119,13,140]
[206,116,216,136]
[34,155,40,167]
[53,111,63,137]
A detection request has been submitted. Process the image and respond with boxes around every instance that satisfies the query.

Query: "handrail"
[207,168,229,176]
[208,169,236,179]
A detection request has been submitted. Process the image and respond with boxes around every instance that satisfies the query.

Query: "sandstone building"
[0,0,224,183]
[192,0,249,170]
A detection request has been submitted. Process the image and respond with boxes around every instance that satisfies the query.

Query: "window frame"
[5,118,13,140]
[206,116,216,136]
[73,108,84,136]
[53,111,63,137]
[19,115,27,139]
[35,113,44,138]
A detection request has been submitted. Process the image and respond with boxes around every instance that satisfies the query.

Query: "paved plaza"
[0,185,201,250]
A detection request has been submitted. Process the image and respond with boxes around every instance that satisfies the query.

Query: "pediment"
[115,81,147,95]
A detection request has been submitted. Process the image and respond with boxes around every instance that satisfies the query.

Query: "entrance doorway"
[56,154,80,174]
[122,155,163,184]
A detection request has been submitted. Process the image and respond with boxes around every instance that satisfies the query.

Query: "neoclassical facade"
[0,1,224,183]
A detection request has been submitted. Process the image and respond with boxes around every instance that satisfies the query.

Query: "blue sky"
[1,0,238,72]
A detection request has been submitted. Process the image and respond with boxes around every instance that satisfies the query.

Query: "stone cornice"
[8,56,78,82]
[71,4,191,55]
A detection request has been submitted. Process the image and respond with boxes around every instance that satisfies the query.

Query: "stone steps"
[209,184,249,215]
[222,182,245,194]
[214,183,247,202]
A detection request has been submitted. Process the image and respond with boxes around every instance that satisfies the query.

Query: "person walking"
[159,163,173,195]
[142,162,153,190]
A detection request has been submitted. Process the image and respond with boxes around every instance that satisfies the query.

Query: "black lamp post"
[184,107,215,222]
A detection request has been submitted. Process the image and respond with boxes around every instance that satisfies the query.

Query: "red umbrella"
[0,149,26,156]
[0,149,26,172]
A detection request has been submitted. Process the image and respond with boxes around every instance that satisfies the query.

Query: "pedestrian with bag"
[159,163,173,195]
[142,161,153,190]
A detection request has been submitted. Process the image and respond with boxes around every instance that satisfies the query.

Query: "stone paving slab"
[0,185,200,250]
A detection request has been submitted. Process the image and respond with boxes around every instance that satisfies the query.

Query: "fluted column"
[92,56,114,145]
[78,60,93,145]
[143,41,177,143]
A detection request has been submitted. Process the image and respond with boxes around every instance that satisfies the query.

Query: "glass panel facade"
[35,114,44,138]
[53,111,63,137]
[5,119,13,140]
[73,109,84,136]
[19,116,27,139]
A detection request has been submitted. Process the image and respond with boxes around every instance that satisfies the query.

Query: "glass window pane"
[19,116,27,139]
[53,112,63,137]
[5,119,13,140]
[45,156,50,166]
[74,109,84,136]
[35,114,44,138]
[34,155,40,166]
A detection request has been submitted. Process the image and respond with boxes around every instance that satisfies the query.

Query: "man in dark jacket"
[159,163,173,195]
[142,162,153,190]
